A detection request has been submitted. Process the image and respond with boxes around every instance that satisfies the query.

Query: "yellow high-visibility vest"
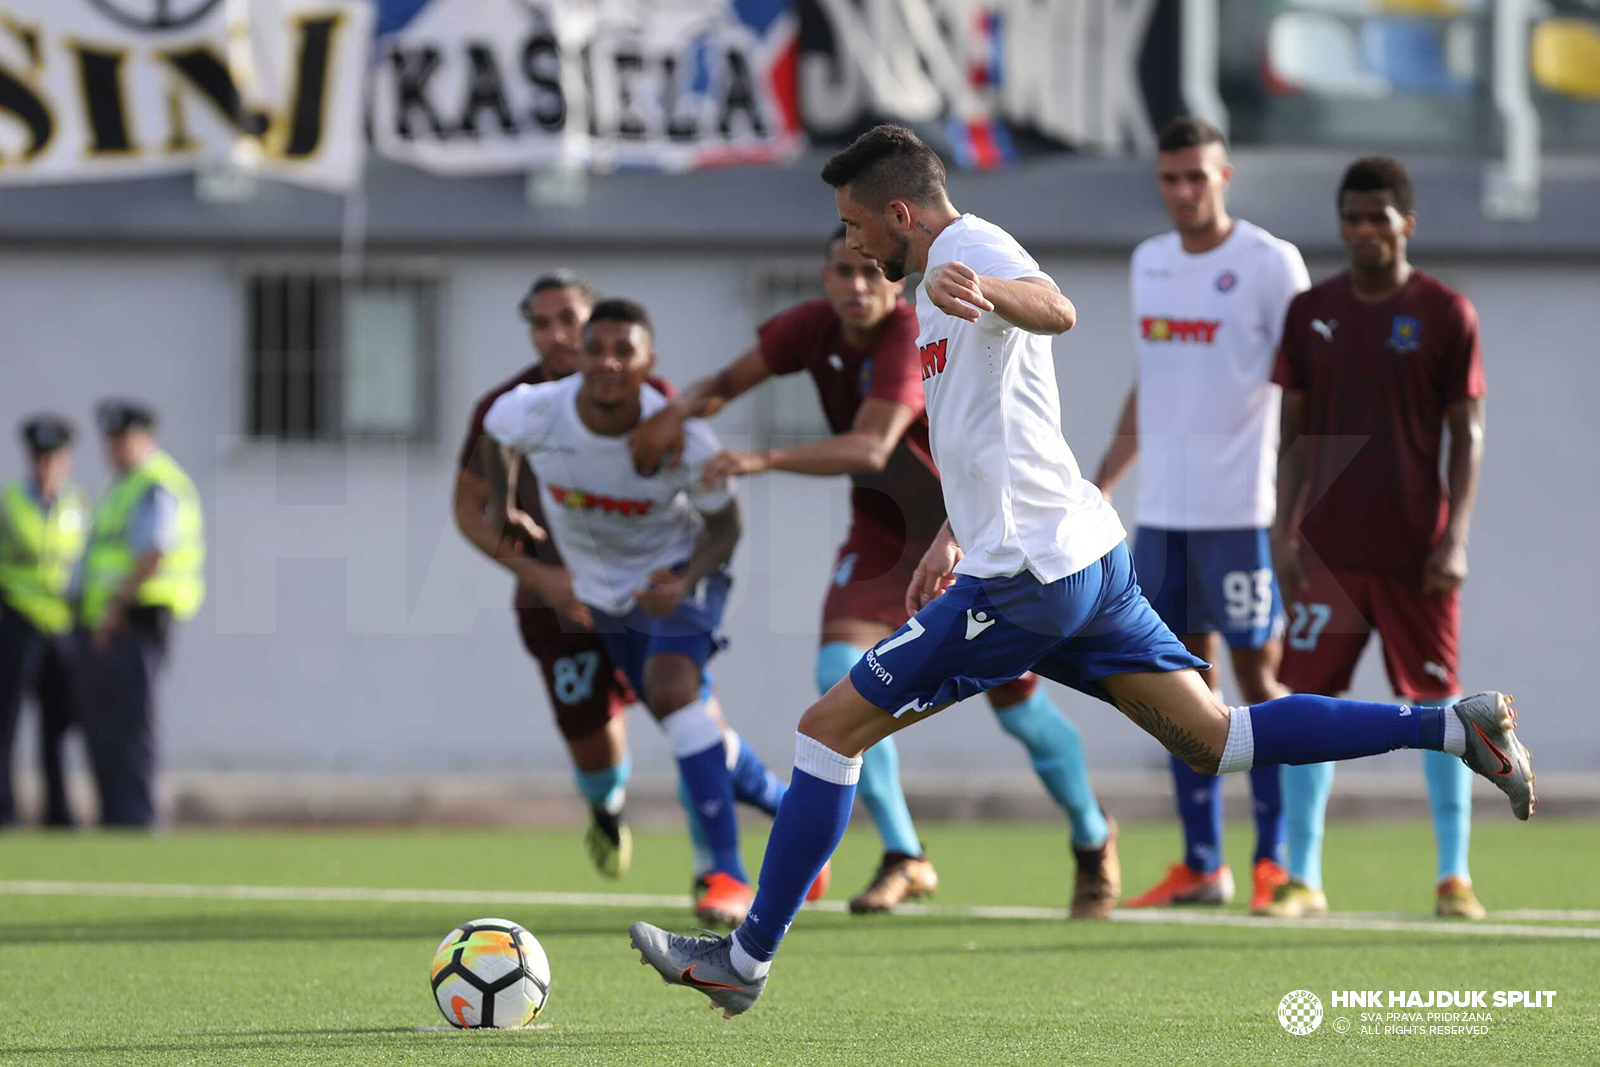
[0,481,87,634]
[79,451,204,627]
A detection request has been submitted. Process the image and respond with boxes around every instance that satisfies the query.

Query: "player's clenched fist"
[923,261,995,323]
[636,567,689,617]
[906,522,963,617]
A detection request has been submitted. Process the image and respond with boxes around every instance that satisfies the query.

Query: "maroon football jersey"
[758,298,946,544]
[1273,269,1486,570]
[459,365,677,607]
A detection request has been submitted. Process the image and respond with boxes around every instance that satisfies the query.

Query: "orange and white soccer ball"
[430,918,550,1028]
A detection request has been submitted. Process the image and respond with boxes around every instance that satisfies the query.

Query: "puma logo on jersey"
[919,339,949,381]
[1311,318,1338,342]
[1141,317,1220,344]
[1423,661,1451,682]
[964,610,996,640]
[827,353,844,371]
[548,484,654,517]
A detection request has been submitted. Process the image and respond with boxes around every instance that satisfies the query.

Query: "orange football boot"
[693,872,754,928]
[1251,858,1290,911]
[1124,863,1235,908]
[806,860,832,903]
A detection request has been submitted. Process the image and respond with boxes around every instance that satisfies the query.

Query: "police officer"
[76,401,204,828]
[0,417,87,827]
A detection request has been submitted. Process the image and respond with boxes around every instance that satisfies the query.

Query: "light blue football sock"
[992,688,1108,849]
[1282,761,1334,890]
[1419,696,1471,883]
[573,754,630,814]
[817,642,922,857]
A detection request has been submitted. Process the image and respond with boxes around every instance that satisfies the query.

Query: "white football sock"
[1217,706,1255,774]
[729,936,770,981]
[1441,709,1467,756]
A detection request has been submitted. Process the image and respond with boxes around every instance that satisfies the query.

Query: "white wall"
[2,250,1595,778]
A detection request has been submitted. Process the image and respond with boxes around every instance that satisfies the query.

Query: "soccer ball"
[430,918,550,1028]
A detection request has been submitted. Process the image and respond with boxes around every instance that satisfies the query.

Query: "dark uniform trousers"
[0,603,76,826]
[75,606,169,827]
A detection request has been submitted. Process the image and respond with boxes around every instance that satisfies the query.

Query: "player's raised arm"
[630,346,772,474]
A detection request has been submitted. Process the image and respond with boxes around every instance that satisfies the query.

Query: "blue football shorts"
[1131,526,1285,651]
[848,541,1207,716]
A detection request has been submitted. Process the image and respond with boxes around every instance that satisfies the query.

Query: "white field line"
[1,880,1598,940]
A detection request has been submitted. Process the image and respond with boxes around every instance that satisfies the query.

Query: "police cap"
[96,399,157,436]
[21,415,73,455]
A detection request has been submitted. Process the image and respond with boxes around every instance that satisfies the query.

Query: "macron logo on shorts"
[964,610,996,640]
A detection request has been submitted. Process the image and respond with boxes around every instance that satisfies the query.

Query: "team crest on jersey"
[1141,317,1220,344]
[548,484,654,517]
[858,357,874,395]
[919,339,948,381]
[1214,270,1238,293]
[1388,315,1422,354]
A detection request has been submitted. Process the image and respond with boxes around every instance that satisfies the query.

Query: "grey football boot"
[629,921,767,1018]
[1453,692,1536,820]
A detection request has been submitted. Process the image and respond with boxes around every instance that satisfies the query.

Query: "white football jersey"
[483,375,732,616]
[915,215,1126,584]
[1129,220,1309,529]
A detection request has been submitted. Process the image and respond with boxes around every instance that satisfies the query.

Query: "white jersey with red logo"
[915,214,1126,584]
[484,374,732,615]
[1130,220,1309,529]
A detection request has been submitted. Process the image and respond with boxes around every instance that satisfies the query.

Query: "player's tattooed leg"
[1113,696,1221,774]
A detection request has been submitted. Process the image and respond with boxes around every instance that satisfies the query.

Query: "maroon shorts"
[515,593,633,741]
[1277,565,1459,700]
[821,513,1039,703]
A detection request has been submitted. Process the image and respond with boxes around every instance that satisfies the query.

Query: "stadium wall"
[3,248,1595,780]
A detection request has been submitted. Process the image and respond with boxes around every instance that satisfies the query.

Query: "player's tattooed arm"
[1426,396,1485,594]
[637,502,741,617]
[1113,697,1221,775]
[630,346,772,475]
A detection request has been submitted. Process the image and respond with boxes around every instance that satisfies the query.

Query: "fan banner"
[369,0,803,175]
[0,0,372,189]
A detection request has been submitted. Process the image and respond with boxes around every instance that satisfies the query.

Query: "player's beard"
[879,234,911,283]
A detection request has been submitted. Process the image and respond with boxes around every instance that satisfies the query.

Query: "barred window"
[244,264,440,442]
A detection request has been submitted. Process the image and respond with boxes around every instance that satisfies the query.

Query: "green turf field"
[0,820,1594,1066]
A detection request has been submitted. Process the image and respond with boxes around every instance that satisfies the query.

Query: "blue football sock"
[1418,696,1471,883]
[1245,694,1446,764]
[660,701,746,882]
[726,732,786,816]
[573,754,630,814]
[1249,763,1286,866]
[992,689,1108,849]
[1168,754,1223,873]
[733,734,861,966]
[677,779,715,876]
[1282,762,1334,889]
[818,642,922,857]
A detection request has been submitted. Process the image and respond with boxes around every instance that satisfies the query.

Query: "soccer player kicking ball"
[628,127,1532,1018]
[1095,118,1308,912]
[483,299,806,928]
[1264,158,1496,921]
[628,228,1118,919]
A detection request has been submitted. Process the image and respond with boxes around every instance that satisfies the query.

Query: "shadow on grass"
[0,1029,693,1058]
